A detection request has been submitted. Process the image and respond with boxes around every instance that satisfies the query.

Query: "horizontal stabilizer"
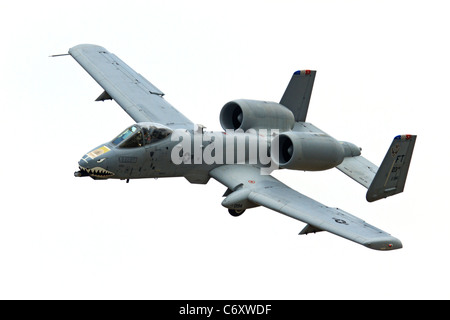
[337,155,378,189]
[280,70,316,122]
[366,135,417,202]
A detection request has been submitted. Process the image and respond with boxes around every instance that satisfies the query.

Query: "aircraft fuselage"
[75,124,359,184]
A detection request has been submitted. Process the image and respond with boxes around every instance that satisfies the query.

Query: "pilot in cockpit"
[142,127,151,145]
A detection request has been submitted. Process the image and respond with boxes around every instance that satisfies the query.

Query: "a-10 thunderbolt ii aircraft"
[68,44,416,250]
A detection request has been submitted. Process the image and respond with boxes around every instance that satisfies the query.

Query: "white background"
[1,0,449,299]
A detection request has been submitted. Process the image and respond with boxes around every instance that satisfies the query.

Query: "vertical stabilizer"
[280,70,316,122]
[366,135,417,202]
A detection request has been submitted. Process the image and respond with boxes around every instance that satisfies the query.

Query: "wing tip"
[363,237,403,251]
[69,44,108,57]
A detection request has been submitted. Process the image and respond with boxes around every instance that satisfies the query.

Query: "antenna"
[49,53,70,58]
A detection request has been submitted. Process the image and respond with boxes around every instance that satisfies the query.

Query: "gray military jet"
[68,44,416,250]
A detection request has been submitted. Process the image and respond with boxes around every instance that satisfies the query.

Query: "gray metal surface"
[69,44,194,129]
[210,165,402,251]
[367,135,417,202]
[337,156,378,189]
[68,44,416,250]
[280,70,316,122]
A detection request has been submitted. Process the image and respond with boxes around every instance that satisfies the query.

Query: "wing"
[210,165,402,250]
[69,44,194,130]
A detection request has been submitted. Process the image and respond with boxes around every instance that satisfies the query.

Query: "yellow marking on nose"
[87,146,111,159]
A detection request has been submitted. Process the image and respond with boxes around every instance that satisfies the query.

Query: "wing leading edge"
[210,165,402,251]
[69,44,194,129]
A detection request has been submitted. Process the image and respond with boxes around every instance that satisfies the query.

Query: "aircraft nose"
[74,145,115,178]
[78,154,90,167]
[74,155,91,177]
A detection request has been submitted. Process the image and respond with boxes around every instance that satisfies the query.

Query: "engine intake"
[220,99,295,132]
[272,132,346,171]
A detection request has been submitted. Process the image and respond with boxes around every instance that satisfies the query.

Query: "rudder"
[366,135,417,202]
[280,70,316,122]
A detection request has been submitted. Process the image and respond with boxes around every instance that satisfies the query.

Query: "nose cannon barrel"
[74,169,90,177]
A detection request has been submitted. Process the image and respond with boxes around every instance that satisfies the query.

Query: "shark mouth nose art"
[75,166,114,178]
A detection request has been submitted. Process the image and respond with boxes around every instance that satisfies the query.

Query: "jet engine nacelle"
[220,99,295,132]
[272,132,347,171]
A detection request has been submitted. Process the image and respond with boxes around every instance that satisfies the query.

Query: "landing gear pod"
[228,208,246,217]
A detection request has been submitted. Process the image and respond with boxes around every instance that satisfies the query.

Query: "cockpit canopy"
[112,123,172,148]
